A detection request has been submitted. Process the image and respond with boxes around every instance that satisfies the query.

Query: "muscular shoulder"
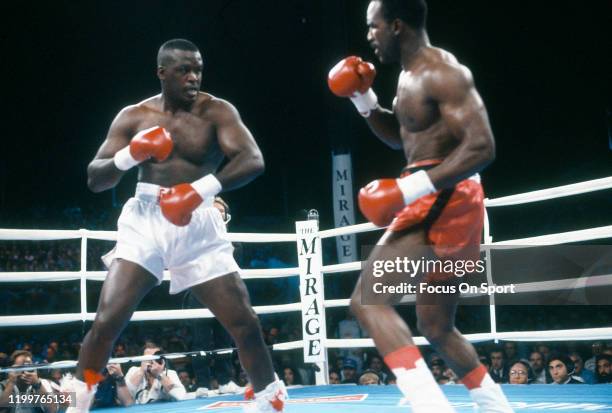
[421,50,475,102]
[114,98,157,123]
[198,94,242,124]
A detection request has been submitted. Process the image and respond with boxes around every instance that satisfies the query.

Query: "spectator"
[585,341,605,372]
[367,354,388,383]
[337,310,364,372]
[281,367,301,386]
[0,353,8,368]
[503,342,519,361]
[478,354,491,371]
[430,359,454,385]
[265,327,280,345]
[508,360,532,385]
[385,372,397,385]
[113,343,127,358]
[177,370,197,392]
[548,354,583,384]
[528,351,548,384]
[489,347,508,383]
[537,344,551,362]
[93,363,133,408]
[358,370,381,385]
[569,352,595,384]
[595,355,611,384]
[341,359,358,384]
[125,344,186,403]
[329,371,341,384]
[0,350,57,413]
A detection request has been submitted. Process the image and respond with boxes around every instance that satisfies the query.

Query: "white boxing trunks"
[102,182,240,294]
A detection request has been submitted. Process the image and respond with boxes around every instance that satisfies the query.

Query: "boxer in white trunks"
[63,39,286,413]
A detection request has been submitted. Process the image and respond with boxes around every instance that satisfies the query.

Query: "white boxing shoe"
[60,374,97,413]
[243,375,288,413]
[470,384,515,413]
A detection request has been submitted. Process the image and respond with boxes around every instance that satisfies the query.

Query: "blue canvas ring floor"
[94,384,612,412]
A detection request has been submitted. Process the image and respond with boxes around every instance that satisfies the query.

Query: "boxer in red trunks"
[328,1,512,412]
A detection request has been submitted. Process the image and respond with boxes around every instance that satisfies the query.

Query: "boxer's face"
[159,50,203,104]
[366,1,398,64]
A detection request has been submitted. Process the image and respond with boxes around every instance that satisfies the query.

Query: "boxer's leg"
[350,228,455,413]
[416,276,513,412]
[189,272,275,391]
[66,259,157,412]
[77,259,158,377]
[416,289,479,376]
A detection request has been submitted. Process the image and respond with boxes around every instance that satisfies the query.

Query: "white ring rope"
[0,176,611,363]
[484,176,612,207]
[1,326,611,375]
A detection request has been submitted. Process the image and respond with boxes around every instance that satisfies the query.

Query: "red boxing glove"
[359,171,437,227]
[328,56,378,117]
[130,126,173,162]
[328,56,376,97]
[159,184,203,226]
[114,126,173,171]
[358,180,405,227]
[159,174,222,226]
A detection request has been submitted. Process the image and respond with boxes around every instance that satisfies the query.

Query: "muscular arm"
[425,64,495,189]
[212,100,265,191]
[365,106,403,150]
[87,107,139,193]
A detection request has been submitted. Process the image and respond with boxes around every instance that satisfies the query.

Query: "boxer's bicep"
[425,65,495,187]
[215,100,262,161]
[432,65,493,149]
[92,106,138,161]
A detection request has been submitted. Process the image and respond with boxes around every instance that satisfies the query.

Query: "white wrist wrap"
[191,174,222,199]
[350,88,378,117]
[113,146,140,171]
[396,170,436,205]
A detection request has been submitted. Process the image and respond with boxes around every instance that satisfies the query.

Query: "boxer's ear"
[157,66,166,80]
[391,18,402,35]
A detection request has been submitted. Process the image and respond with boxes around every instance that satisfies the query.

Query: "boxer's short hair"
[378,0,428,31]
[157,39,200,66]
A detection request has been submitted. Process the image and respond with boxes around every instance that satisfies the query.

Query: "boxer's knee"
[417,314,453,346]
[89,311,123,345]
[227,308,262,347]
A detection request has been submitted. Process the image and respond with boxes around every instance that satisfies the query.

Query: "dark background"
[1,0,610,241]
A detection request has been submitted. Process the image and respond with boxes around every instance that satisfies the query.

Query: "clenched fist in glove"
[358,170,436,227]
[159,175,222,226]
[328,56,378,117]
[113,126,173,171]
